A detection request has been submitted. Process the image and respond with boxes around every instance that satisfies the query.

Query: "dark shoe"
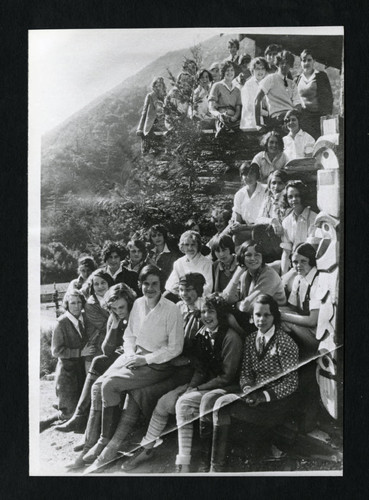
[121,447,155,471]
[55,414,87,433]
[83,438,108,464]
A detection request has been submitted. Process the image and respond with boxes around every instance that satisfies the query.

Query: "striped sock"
[143,407,169,448]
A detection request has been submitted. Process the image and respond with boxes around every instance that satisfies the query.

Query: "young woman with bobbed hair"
[66,255,96,297]
[222,240,286,316]
[56,283,137,435]
[251,130,288,183]
[192,68,214,127]
[124,239,148,275]
[165,230,213,301]
[280,180,317,275]
[100,240,140,295]
[51,290,88,421]
[282,109,315,161]
[146,224,179,285]
[207,294,299,472]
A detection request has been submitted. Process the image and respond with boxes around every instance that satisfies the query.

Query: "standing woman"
[251,131,288,183]
[56,283,137,435]
[295,49,333,139]
[83,269,114,371]
[240,57,268,130]
[51,290,88,420]
[124,239,148,275]
[146,224,178,285]
[208,61,242,138]
[136,76,167,154]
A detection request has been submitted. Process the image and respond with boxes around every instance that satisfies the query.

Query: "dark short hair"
[183,59,198,73]
[196,68,213,83]
[221,61,235,79]
[252,294,281,327]
[300,49,315,60]
[138,264,164,288]
[237,240,266,267]
[88,269,114,296]
[264,44,281,56]
[77,255,96,271]
[151,76,166,93]
[250,57,268,72]
[211,234,235,260]
[293,242,317,267]
[275,50,295,67]
[203,293,230,331]
[228,38,240,50]
[148,224,168,244]
[127,239,148,259]
[285,180,308,206]
[211,208,232,224]
[240,54,251,66]
[101,240,126,262]
[239,162,260,181]
[284,109,301,126]
[261,130,284,152]
[104,283,137,312]
[184,219,200,231]
[63,289,86,311]
[178,272,206,297]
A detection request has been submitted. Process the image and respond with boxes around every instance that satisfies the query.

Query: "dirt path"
[38,378,342,476]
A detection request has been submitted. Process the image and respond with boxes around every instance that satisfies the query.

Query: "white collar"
[220,80,237,92]
[65,311,84,329]
[288,129,304,139]
[256,324,275,343]
[106,262,123,279]
[185,252,201,263]
[300,266,318,286]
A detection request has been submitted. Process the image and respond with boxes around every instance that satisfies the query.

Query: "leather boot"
[83,405,120,464]
[65,407,101,470]
[55,373,98,433]
[209,425,230,473]
[198,420,212,473]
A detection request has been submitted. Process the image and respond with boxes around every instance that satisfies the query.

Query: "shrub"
[40,325,57,378]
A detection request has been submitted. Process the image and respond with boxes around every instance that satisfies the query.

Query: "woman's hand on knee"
[124,355,147,369]
[245,391,266,407]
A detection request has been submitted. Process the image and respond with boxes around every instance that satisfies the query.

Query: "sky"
[29,27,342,136]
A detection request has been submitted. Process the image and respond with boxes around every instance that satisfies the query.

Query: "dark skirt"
[55,358,86,417]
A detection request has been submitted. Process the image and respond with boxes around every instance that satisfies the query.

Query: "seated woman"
[222,240,286,330]
[280,180,317,276]
[280,243,321,432]
[282,109,315,161]
[184,219,211,257]
[295,49,333,139]
[240,56,268,130]
[51,290,89,421]
[165,230,213,302]
[66,255,96,297]
[83,269,114,371]
[136,76,167,154]
[100,240,140,295]
[164,72,193,133]
[86,273,206,471]
[211,235,238,293]
[229,162,266,250]
[206,207,232,255]
[232,54,252,90]
[192,68,215,129]
[208,61,242,138]
[56,284,137,435]
[173,294,242,473]
[251,131,288,183]
[72,265,184,467]
[123,239,148,275]
[146,224,179,285]
[207,295,299,472]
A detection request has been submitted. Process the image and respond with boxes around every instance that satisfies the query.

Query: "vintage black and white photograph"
[29,26,344,476]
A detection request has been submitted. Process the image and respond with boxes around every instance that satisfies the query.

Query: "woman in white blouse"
[282,109,315,161]
[240,57,268,130]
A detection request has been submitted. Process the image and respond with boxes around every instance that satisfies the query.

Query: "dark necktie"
[283,76,288,88]
[257,335,266,355]
[78,319,85,339]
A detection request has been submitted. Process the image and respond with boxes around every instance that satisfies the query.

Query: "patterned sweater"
[240,326,298,401]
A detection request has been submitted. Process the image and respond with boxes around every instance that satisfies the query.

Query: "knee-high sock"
[175,423,193,465]
[106,396,141,451]
[143,407,170,448]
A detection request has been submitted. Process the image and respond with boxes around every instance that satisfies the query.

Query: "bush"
[40,325,57,378]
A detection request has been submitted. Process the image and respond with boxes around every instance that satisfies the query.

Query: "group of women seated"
[48,167,322,472]
[137,42,333,152]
